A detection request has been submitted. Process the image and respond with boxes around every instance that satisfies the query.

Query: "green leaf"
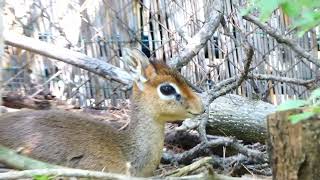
[289,111,315,124]
[300,0,320,7]
[277,99,307,111]
[258,0,282,21]
[294,10,320,36]
[281,1,300,17]
[255,0,282,22]
[33,175,52,180]
[311,106,320,113]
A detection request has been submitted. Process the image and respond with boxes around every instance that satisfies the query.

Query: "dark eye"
[160,84,176,95]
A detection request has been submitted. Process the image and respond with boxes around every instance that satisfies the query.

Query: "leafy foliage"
[288,112,315,124]
[277,88,320,124]
[277,99,307,111]
[33,175,52,180]
[243,0,320,35]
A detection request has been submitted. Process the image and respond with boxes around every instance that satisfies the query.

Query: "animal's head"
[123,48,204,122]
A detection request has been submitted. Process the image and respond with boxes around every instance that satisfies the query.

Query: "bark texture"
[268,109,320,180]
[207,94,275,143]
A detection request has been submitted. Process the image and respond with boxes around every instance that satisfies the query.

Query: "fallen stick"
[0,145,60,170]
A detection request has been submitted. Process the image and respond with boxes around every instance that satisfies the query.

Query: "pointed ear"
[122,48,156,90]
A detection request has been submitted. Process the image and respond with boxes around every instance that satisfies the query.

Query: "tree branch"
[4,31,133,85]
[207,39,254,105]
[4,0,224,80]
[248,74,318,88]
[243,15,320,67]
[196,33,254,143]
[209,73,317,92]
[168,1,224,69]
[0,145,61,170]
[0,169,142,180]
[0,168,261,180]
[163,136,267,165]
[0,145,254,180]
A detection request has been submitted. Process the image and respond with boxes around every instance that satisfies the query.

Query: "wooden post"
[267,109,320,180]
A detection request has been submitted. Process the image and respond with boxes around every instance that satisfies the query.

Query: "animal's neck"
[121,100,165,176]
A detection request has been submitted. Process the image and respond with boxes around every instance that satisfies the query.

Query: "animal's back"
[0,109,127,173]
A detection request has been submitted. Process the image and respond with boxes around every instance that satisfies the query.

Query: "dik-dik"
[0,49,204,177]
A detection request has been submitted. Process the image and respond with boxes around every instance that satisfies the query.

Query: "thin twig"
[163,136,267,165]
[1,63,29,88]
[243,14,320,67]
[163,157,212,177]
[207,32,254,104]
[248,74,318,88]
[30,70,62,97]
[169,1,224,69]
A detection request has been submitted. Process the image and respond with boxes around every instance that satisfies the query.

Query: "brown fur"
[0,61,204,177]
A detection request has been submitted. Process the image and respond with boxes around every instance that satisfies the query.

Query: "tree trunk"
[267,109,320,180]
[207,94,275,143]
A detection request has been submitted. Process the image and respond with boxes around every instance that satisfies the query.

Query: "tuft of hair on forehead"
[147,61,188,86]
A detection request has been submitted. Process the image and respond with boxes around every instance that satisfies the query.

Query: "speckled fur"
[0,61,204,177]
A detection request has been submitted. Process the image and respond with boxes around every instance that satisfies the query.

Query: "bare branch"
[211,154,271,176]
[248,74,318,88]
[1,63,29,87]
[163,156,267,179]
[168,1,224,69]
[210,73,317,91]
[0,145,254,180]
[163,157,212,177]
[197,112,210,143]
[196,32,254,143]
[207,41,254,104]
[4,31,133,85]
[0,168,261,180]
[243,15,320,67]
[0,169,142,180]
[163,136,267,165]
[30,70,62,97]
[0,145,61,170]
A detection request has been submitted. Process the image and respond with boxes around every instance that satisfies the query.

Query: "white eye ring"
[157,83,181,100]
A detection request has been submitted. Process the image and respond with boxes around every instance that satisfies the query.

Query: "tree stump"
[267,109,320,180]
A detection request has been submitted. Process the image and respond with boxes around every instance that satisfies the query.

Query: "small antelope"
[0,49,204,177]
